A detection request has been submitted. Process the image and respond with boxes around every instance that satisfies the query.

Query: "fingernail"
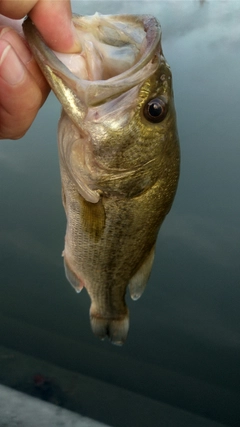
[0,27,32,64]
[0,40,25,85]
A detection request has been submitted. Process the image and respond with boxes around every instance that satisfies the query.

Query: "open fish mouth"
[23,13,160,107]
[23,14,180,345]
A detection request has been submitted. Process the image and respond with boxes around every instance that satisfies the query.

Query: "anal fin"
[64,257,84,293]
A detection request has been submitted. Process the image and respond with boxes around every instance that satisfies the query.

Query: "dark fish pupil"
[143,97,168,123]
[149,101,162,117]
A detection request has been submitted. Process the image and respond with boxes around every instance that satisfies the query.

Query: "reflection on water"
[0,1,240,426]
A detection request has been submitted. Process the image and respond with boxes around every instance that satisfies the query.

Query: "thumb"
[29,0,81,53]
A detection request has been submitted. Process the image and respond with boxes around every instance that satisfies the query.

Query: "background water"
[0,1,240,426]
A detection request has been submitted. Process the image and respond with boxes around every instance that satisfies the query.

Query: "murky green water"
[1,1,240,426]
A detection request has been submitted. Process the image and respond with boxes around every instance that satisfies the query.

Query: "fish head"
[24,13,178,199]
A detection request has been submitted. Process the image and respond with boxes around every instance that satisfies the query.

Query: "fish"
[23,13,180,345]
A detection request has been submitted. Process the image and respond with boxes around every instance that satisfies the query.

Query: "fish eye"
[143,97,168,123]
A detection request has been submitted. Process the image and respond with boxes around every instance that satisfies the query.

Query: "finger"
[0,0,80,52]
[0,26,49,99]
[0,0,38,18]
[29,0,80,52]
[0,36,50,139]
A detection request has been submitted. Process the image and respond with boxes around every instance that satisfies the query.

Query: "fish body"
[23,14,180,345]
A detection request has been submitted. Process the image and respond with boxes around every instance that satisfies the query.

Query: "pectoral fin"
[79,195,106,241]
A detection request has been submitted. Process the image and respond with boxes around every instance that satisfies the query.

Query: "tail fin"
[90,311,129,346]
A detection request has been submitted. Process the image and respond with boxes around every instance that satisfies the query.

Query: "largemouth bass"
[23,14,180,345]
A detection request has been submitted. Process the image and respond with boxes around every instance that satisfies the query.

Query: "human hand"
[0,0,80,139]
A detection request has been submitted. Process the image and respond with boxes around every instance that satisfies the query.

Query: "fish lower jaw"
[90,308,129,346]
